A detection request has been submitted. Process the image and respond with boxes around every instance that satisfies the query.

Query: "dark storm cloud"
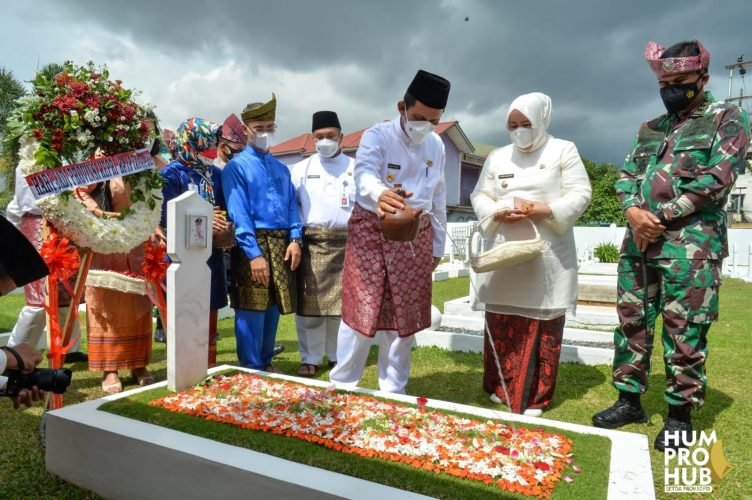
[19,0,752,163]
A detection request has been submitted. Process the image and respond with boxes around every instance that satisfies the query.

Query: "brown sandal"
[131,368,155,386]
[297,363,317,377]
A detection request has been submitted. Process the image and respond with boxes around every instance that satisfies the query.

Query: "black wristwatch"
[291,237,303,248]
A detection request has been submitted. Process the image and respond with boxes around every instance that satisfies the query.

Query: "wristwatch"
[291,237,303,248]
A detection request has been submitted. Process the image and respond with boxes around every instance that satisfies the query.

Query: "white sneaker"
[523,408,543,417]
[489,393,503,405]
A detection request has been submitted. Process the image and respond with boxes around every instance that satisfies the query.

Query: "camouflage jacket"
[616,92,750,259]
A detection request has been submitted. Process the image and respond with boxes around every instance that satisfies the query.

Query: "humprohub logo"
[664,430,732,493]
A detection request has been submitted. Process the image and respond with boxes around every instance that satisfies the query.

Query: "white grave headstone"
[166,191,213,391]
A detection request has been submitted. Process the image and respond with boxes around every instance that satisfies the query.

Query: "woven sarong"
[296,227,348,317]
[86,247,152,371]
[229,229,296,313]
[341,204,433,338]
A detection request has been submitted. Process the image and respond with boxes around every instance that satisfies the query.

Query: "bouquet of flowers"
[7,61,150,167]
[5,61,163,254]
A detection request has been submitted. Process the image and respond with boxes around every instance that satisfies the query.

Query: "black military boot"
[592,391,648,429]
[654,404,692,452]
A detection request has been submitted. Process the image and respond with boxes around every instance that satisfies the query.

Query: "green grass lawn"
[1,277,751,499]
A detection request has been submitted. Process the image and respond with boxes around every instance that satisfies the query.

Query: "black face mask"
[221,145,244,161]
[659,76,703,115]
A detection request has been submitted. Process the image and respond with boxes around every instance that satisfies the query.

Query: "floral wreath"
[7,61,162,254]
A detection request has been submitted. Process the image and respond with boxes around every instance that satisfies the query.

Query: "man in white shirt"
[290,111,355,377]
[5,168,85,361]
[329,70,450,394]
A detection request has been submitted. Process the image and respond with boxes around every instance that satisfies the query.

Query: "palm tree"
[0,67,26,145]
[0,67,26,200]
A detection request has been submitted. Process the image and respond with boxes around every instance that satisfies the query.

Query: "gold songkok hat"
[241,93,276,122]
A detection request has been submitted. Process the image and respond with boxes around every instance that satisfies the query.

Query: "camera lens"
[28,368,73,394]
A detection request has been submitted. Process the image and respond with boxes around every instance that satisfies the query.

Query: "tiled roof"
[272,121,469,156]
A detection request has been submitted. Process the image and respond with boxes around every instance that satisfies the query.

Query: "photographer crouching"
[0,215,72,409]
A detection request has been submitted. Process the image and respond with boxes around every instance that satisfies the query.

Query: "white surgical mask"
[198,155,215,168]
[403,114,436,145]
[510,127,535,150]
[252,131,275,150]
[213,157,226,169]
[315,138,340,158]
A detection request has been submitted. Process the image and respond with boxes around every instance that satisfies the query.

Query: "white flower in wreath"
[76,130,94,146]
[19,136,162,255]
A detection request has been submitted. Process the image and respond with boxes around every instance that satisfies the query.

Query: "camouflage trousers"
[612,257,721,408]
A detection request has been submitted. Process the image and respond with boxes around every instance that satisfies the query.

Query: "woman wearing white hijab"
[470,92,592,416]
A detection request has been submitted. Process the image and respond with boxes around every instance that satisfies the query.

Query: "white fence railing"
[442,224,752,281]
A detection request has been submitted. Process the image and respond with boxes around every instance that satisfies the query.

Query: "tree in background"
[0,67,27,208]
[577,157,627,227]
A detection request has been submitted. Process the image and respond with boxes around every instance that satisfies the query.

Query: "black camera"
[1,368,72,398]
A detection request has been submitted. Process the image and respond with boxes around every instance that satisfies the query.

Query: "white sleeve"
[0,349,7,375]
[354,127,388,204]
[431,142,448,257]
[470,151,502,228]
[546,142,592,235]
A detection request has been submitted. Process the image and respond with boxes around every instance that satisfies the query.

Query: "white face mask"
[403,113,436,145]
[510,127,535,150]
[252,131,275,151]
[213,157,226,169]
[197,155,215,168]
[315,138,340,158]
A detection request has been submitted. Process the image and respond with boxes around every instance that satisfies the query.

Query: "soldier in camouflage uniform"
[592,39,750,452]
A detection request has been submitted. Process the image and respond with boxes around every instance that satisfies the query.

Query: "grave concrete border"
[45,365,653,499]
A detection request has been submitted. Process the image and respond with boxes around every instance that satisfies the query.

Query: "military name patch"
[307,174,321,179]
[497,174,514,179]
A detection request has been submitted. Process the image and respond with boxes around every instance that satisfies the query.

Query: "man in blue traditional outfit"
[222,94,303,371]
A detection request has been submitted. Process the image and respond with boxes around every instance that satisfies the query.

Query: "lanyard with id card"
[340,179,350,208]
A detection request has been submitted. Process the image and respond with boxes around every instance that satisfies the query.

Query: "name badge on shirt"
[307,174,321,179]
[340,182,349,208]
[387,163,401,170]
[497,174,514,179]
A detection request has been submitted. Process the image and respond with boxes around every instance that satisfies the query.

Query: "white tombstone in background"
[166,190,213,391]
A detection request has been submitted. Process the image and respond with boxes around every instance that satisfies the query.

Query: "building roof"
[271,121,475,157]
[271,132,316,156]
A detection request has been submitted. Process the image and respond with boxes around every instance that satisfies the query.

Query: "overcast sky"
[2,0,750,164]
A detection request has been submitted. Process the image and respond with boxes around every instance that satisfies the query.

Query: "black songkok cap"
[406,70,451,110]
[0,216,49,288]
[311,111,341,132]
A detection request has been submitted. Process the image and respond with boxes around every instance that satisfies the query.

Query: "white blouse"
[470,137,592,319]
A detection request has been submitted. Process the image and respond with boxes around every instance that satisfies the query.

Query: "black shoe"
[65,351,88,363]
[592,393,647,429]
[272,344,285,357]
[654,405,692,452]
[154,328,166,343]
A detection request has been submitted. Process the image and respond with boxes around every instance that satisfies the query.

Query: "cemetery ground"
[1,277,751,499]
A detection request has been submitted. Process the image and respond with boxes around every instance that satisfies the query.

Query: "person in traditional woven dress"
[222,94,302,371]
[290,111,355,377]
[75,177,155,394]
[328,70,450,394]
[160,118,232,368]
[470,92,591,416]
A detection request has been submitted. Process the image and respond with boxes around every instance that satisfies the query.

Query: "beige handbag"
[468,210,548,273]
